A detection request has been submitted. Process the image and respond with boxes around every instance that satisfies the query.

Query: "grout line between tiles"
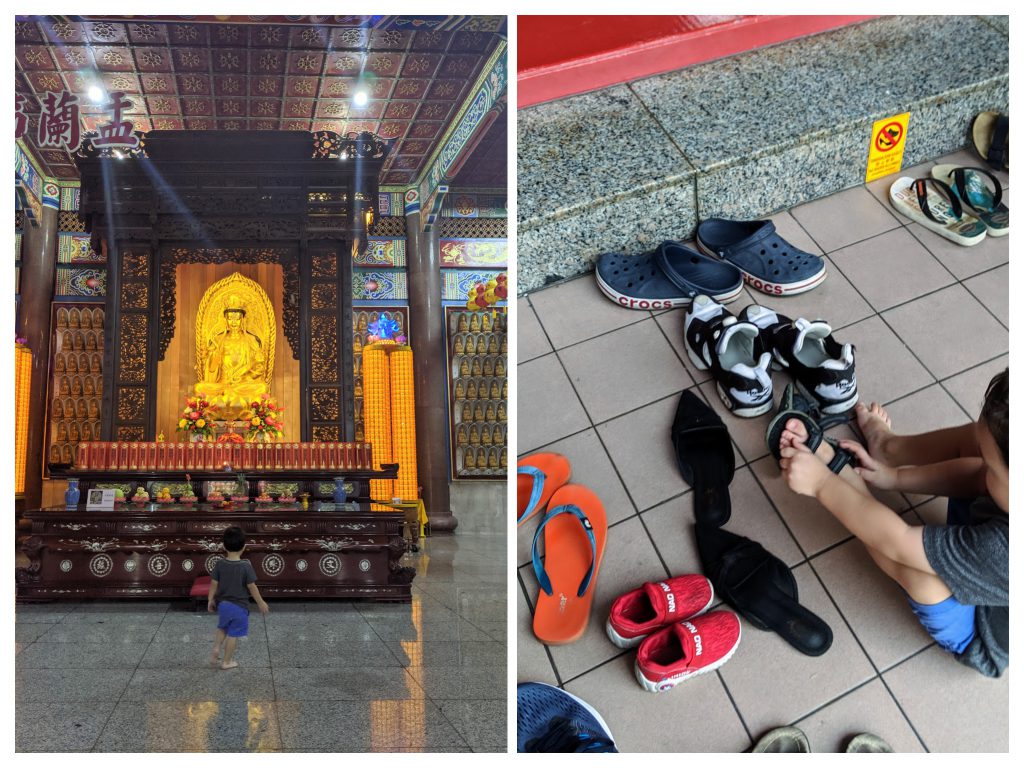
[714,668,754,746]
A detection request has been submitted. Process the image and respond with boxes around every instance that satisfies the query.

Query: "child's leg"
[221,637,238,669]
[211,628,226,665]
[861,543,953,604]
[856,403,978,465]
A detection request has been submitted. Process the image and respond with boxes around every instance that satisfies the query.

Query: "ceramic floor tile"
[383,640,506,668]
[963,264,1008,327]
[530,516,670,682]
[812,539,933,671]
[518,428,635,566]
[16,701,117,752]
[362,617,493,642]
[404,665,506,701]
[272,666,424,700]
[519,298,552,363]
[791,678,925,753]
[156,618,267,643]
[26,620,159,645]
[565,654,750,752]
[558,320,692,424]
[882,284,1007,379]
[652,307,713,385]
[717,564,875,736]
[516,581,558,686]
[276,698,469,751]
[596,394,693,512]
[142,638,270,668]
[95,699,281,752]
[642,466,805,577]
[15,668,134,702]
[790,186,902,254]
[883,645,1008,751]
[435,699,506,750]
[940,354,1007,419]
[838,314,934,407]
[913,496,952,526]
[268,638,399,668]
[694,379,770,465]
[829,227,954,311]
[904,221,1010,281]
[529,274,652,350]
[120,667,275,702]
[16,641,148,669]
[518,353,591,453]
[15,623,57,643]
[15,604,79,623]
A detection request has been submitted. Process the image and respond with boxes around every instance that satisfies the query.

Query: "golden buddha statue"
[483,358,494,376]
[464,447,476,470]
[470,313,481,332]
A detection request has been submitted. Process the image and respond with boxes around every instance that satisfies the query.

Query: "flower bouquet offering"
[246,394,284,442]
[177,396,218,441]
[464,272,507,310]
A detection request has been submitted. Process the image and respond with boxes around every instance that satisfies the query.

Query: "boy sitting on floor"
[777,369,1008,678]
[208,526,270,670]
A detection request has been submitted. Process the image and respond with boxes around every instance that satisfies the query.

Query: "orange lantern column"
[388,346,418,501]
[363,344,394,500]
[15,343,33,496]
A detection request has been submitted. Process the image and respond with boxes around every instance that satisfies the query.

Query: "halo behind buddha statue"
[194,273,276,414]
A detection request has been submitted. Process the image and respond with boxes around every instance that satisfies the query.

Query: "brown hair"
[981,368,1008,464]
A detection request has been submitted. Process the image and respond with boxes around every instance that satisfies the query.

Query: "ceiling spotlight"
[88,86,105,103]
[353,89,369,107]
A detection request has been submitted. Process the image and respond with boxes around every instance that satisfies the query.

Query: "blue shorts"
[907,595,976,654]
[217,600,249,638]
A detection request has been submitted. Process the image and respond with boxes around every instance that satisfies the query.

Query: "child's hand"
[207,600,215,614]
[779,442,832,497]
[839,440,898,489]
[257,600,269,615]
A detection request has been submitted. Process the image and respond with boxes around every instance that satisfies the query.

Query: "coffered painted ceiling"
[14,14,507,188]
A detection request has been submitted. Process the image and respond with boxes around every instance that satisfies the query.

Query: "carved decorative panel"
[309,314,339,383]
[117,387,147,421]
[58,211,87,232]
[117,425,146,441]
[372,217,406,237]
[120,281,149,310]
[118,314,149,383]
[122,251,150,279]
[310,388,340,421]
[311,283,338,310]
[311,251,338,278]
[438,218,507,238]
[312,424,340,442]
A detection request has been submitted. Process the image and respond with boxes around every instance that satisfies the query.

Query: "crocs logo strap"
[530,504,599,598]
[517,466,546,524]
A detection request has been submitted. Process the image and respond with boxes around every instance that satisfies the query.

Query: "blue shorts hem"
[907,593,976,655]
[216,601,250,638]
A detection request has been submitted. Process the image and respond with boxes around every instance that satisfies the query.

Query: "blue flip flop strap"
[531,504,598,598]
[951,166,1003,211]
[517,466,545,524]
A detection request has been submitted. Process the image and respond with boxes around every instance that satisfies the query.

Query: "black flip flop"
[671,390,735,527]
[695,522,833,656]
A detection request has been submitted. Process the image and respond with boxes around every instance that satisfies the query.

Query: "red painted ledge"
[518,15,877,109]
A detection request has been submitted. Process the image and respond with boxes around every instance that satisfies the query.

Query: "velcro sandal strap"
[517,465,546,524]
[531,504,598,598]
[914,178,962,223]
[824,438,856,474]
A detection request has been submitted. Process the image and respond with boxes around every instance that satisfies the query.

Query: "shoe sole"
[794,378,858,415]
[634,621,743,693]
[696,238,828,296]
[684,339,773,418]
[595,268,743,311]
[605,588,716,650]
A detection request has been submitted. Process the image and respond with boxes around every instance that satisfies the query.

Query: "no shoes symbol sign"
[865,112,910,182]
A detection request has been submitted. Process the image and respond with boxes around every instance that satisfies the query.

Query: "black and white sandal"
[765,384,855,474]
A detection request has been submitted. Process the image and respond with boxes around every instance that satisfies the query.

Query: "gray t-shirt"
[211,558,257,610]
[922,497,1008,678]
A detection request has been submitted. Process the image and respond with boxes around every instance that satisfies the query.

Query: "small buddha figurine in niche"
[471,358,482,377]
[87,400,99,419]
[64,355,76,373]
[93,375,102,394]
[498,402,507,422]
[69,308,80,328]
[496,358,506,377]
[459,358,471,377]
[62,331,73,348]
[469,425,480,445]
[496,426,506,446]
[49,444,62,464]
[354,377,363,397]
[455,380,466,399]
[481,313,492,332]
[457,313,469,333]
[79,353,90,374]
[464,335,476,355]
[490,381,500,399]
[83,377,94,396]
[81,310,92,329]
[52,400,64,419]
[86,333,97,351]
[500,336,508,354]
[456,425,468,446]
[57,308,69,329]
[68,422,80,442]
[470,313,481,332]
[500,448,508,469]
[485,403,496,422]
[357,313,369,332]
[461,402,473,422]
[54,356,65,373]
[501,379,508,399]
[488,448,499,469]
[474,403,485,422]
[59,377,71,397]
[481,425,492,445]
[91,353,101,372]
[353,336,363,353]
[488,335,499,354]
[81,422,92,441]
[71,377,83,396]
[464,446,476,470]
[62,444,74,464]
[355,425,364,441]
[57,422,68,442]
[465,381,478,400]
[453,335,464,355]
[76,398,88,418]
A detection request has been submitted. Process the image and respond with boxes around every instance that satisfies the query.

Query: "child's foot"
[854,402,893,458]
[221,660,239,670]
[781,418,836,463]
[210,651,221,667]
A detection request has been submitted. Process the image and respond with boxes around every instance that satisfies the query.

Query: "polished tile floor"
[16,532,506,752]
[517,150,1009,752]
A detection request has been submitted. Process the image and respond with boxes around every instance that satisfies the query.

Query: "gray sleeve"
[922,521,1008,606]
[211,560,222,582]
[244,561,257,586]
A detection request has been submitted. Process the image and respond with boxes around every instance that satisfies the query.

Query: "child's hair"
[981,368,1009,464]
[223,526,246,553]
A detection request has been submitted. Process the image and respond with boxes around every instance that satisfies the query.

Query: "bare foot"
[210,651,221,667]
[854,402,893,458]
[781,418,834,462]
[220,660,239,670]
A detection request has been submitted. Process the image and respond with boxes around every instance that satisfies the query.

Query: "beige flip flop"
[971,111,1009,170]
[888,176,987,246]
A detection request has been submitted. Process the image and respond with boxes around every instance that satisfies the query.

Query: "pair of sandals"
[518,454,607,645]
[672,389,834,657]
[889,164,1008,246]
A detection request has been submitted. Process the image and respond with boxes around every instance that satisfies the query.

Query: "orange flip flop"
[531,484,608,645]
[517,452,571,527]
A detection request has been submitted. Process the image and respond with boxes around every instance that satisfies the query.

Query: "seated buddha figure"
[195,295,268,409]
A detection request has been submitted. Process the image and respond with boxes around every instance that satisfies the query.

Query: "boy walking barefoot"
[777,369,1008,677]
[208,526,270,669]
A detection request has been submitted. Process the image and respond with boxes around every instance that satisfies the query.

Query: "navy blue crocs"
[696,219,827,297]
[595,241,743,311]
[517,682,618,753]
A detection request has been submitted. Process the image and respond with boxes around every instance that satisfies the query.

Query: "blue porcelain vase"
[65,478,80,508]
[332,477,347,504]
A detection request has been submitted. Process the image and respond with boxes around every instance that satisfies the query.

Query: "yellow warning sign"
[865,112,910,182]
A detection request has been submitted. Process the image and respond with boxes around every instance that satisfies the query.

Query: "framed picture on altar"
[86,488,116,511]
